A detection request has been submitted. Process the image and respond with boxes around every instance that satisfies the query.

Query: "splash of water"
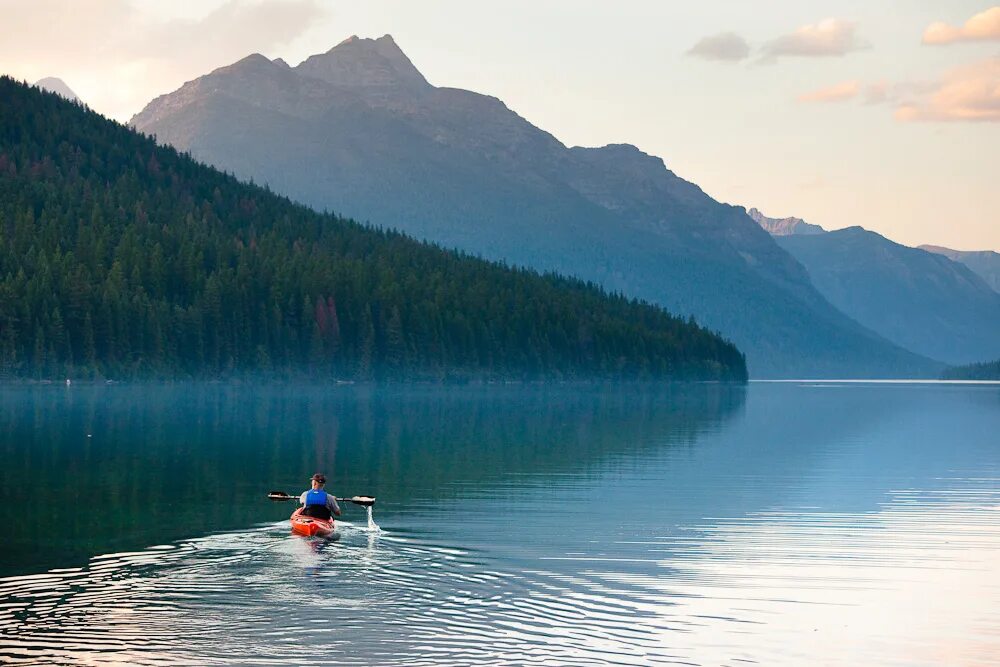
[366,505,381,532]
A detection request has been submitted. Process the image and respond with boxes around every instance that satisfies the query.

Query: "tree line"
[941,359,1000,381]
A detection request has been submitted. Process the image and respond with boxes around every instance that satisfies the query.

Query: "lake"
[1,381,997,665]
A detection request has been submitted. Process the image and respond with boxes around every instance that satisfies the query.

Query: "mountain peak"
[203,52,294,85]
[748,207,825,236]
[298,33,429,90]
[332,33,399,46]
[34,77,78,102]
[233,53,272,67]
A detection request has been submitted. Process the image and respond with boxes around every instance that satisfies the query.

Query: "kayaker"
[299,473,341,520]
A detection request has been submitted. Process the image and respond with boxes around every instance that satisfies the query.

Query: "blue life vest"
[305,489,328,507]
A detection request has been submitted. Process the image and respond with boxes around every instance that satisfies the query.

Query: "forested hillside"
[0,77,746,381]
[941,359,1000,381]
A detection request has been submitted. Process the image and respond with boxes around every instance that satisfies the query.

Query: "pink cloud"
[894,57,1000,122]
[797,80,861,103]
[761,19,869,61]
[923,6,1000,45]
[863,81,889,104]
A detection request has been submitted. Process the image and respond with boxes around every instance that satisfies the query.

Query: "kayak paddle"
[267,490,376,507]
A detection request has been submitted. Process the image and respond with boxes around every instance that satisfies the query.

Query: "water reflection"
[0,382,998,666]
[0,383,745,575]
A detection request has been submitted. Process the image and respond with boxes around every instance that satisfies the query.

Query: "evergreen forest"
[941,359,1000,381]
[0,77,746,382]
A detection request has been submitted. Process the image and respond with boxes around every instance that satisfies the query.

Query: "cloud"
[894,57,1000,122]
[133,1,325,67]
[687,32,751,62]
[863,81,890,105]
[761,19,869,61]
[923,6,1000,45]
[862,81,934,105]
[0,0,324,121]
[793,66,999,124]
[797,80,860,103]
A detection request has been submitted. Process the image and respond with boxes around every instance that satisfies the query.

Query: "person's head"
[310,473,326,490]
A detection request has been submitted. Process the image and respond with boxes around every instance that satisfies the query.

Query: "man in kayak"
[299,473,342,520]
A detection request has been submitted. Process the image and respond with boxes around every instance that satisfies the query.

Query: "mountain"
[34,77,78,102]
[774,227,1000,365]
[0,76,748,382]
[920,245,1000,293]
[747,207,825,236]
[131,34,937,378]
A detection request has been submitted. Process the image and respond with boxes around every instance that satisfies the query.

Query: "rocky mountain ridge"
[747,207,825,236]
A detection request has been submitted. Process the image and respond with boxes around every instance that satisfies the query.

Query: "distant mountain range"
[920,245,1000,293]
[131,34,935,378]
[748,209,1000,365]
[34,77,78,102]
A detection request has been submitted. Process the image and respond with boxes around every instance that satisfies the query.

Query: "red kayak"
[290,507,335,538]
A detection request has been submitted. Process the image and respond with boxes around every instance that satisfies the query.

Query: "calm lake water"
[0,382,998,665]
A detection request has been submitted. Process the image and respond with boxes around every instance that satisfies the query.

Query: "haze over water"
[1,382,997,665]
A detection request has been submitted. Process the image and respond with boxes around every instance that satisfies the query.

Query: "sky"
[1,0,997,251]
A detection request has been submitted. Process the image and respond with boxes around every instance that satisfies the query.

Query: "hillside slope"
[131,35,936,378]
[777,228,1000,365]
[921,245,1000,293]
[0,76,747,381]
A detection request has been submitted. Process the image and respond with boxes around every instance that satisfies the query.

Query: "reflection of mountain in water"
[0,383,744,576]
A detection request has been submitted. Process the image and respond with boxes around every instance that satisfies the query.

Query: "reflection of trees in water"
[303,385,747,496]
[312,408,340,480]
[0,383,744,575]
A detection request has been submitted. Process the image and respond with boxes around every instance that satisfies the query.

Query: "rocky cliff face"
[131,34,938,378]
[296,35,430,92]
[748,207,825,236]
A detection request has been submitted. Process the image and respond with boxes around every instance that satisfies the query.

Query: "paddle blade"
[267,491,296,501]
[348,495,376,507]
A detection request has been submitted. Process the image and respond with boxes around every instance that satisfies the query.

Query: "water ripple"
[1,483,998,666]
